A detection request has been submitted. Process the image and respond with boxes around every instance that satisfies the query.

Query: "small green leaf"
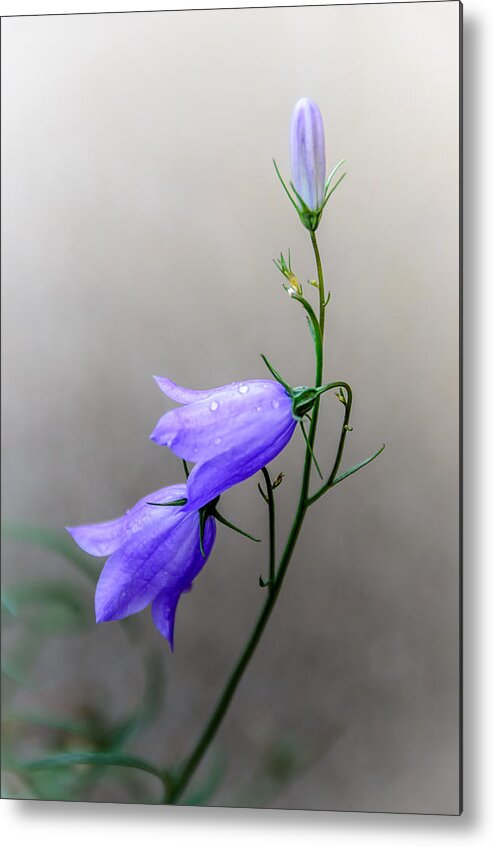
[287,292,322,364]
[146,498,187,507]
[332,444,385,486]
[321,172,347,210]
[214,511,261,543]
[299,421,323,479]
[272,159,300,214]
[324,158,346,194]
[260,354,291,392]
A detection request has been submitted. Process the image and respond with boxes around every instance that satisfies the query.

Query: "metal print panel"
[1,1,462,814]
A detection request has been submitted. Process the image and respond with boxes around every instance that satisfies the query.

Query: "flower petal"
[183,417,297,511]
[66,484,187,557]
[153,376,219,404]
[151,515,215,649]
[151,589,182,650]
[94,510,216,625]
[150,380,294,463]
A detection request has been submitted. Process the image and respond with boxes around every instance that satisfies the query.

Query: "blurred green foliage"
[1,522,168,802]
[1,521,318,806]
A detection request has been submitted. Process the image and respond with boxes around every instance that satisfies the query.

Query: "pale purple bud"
[290,98,326,212]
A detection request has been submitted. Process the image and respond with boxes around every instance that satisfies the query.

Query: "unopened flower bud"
[290,97,326,213]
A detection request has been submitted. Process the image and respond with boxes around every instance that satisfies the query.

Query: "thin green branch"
[309,230,326,339]
[260,467,276,588]
[307,384,354,505]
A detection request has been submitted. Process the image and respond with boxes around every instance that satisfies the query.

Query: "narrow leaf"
[322,172,347,210]
[324,158,346,194]
[299,421,323,479]
[260,354,291,392]
[146,498,187,507]
[272,159,300,213]
[332,444,385,486]
[214,511,261,543]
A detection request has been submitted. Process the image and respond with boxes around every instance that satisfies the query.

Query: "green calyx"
[273,158,347,233]
[290,386,325,420]
[261,353,340,421]
[199,497,261,557]
[198,497,220,557]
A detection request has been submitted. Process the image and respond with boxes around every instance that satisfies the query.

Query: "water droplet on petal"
[272,399,280,409]
[210,400,219,411]
[214,436,222,446]
[238,384,249,394]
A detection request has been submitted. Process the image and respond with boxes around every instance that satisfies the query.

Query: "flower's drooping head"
[66,484,216,649]
[290,97,326,213]
[150,378,298,511]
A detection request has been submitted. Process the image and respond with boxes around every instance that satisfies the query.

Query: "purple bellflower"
[290,97,326,213]
[66,484,216,649]
[150,378,298,511]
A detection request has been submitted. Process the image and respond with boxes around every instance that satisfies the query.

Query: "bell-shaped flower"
[66,484,216,649]
[150,378,297,512]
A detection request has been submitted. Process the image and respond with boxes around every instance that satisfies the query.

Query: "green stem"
[166,228,328,806]
[166,491,309,805]
[307,384,353,506]
[310,230,326,338]
[299,228,326,496]
[260,467,276,587]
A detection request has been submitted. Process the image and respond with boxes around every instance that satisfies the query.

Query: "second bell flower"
[150,377,297,511]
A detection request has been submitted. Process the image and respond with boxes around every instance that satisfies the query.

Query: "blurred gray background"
[1,2,460,813]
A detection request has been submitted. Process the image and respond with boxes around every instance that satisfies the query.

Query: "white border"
[2,1,493,844]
